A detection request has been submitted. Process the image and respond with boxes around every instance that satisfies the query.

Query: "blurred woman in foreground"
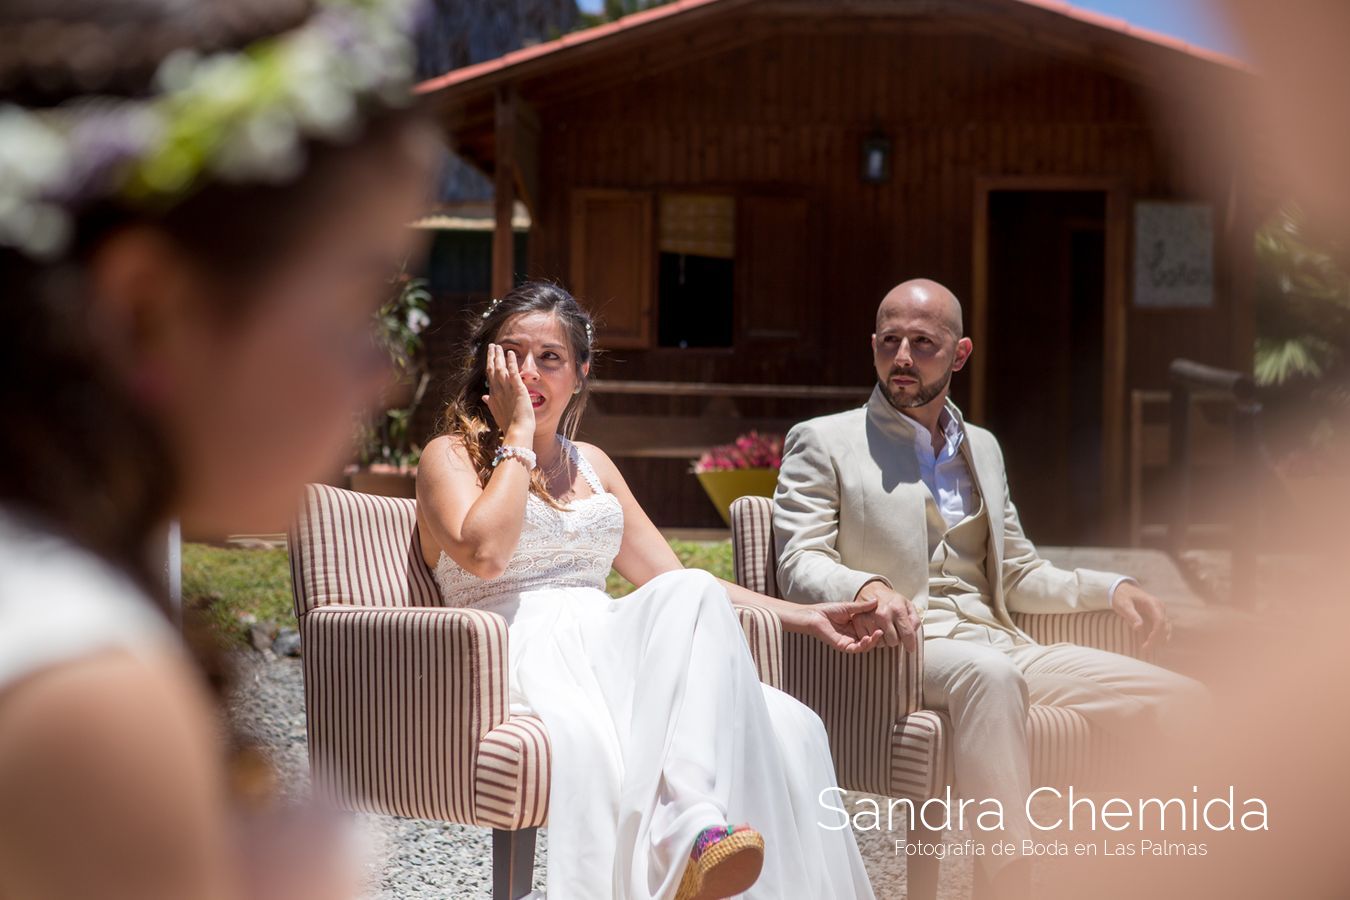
[0,1,439,896]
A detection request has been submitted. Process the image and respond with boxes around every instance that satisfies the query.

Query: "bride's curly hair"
[435,280,597,509]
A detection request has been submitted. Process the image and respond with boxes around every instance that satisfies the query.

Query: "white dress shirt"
[906,405,1135,602]
[911,405,974,530]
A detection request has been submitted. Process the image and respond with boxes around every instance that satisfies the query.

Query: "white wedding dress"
[434,436,875,900]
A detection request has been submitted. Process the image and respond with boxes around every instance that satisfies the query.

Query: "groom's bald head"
[876,278,964,339]
[871,278,972,413]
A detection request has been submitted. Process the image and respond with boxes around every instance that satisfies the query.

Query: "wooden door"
[984,189,1108,544]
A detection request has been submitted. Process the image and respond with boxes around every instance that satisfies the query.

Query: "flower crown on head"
[0,0,423,262]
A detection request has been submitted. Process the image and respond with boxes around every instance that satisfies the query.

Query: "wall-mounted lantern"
[861,132,892,184]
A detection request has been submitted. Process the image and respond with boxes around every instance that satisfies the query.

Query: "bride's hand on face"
[482,343,535,441]
[799,597,886,653]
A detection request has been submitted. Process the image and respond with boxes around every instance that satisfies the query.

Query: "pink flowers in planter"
[692,431,785,524]
[692,431,785,473]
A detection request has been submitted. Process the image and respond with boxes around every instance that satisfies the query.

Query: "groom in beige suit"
[773,278,1210,898]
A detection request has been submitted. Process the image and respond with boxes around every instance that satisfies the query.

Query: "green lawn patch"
[183,543,295,644]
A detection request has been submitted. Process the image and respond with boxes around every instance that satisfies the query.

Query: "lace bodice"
[434,436,624,607]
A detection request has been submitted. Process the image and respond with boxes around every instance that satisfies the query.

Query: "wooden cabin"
[415,0,1260,540]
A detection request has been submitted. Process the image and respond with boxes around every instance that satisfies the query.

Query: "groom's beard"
[880,365,952,410]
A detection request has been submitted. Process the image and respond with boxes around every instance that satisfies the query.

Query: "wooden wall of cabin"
[470,24,1253,531]
[528,25,1245,379]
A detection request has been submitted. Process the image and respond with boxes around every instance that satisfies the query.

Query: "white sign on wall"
[1133,201,1214,309]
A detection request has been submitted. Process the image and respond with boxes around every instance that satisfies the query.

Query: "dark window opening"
[657,252,734,348]
[656,193,735,348]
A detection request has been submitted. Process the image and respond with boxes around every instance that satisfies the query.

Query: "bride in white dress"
[415,282,885,900]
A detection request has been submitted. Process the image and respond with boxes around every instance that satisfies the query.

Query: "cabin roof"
[414,0,1253,179]
[416,0,1248,101]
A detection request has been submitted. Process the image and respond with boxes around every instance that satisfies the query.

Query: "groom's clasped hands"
[778,591,917,654]
[852,580,922,652]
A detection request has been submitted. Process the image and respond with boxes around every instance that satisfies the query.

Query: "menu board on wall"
[1132,201,1214,309]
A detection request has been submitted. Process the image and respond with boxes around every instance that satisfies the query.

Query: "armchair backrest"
[730,495,780,598]
[287,483,441,618]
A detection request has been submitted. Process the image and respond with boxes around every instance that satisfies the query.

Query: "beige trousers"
[920,634,1213,878]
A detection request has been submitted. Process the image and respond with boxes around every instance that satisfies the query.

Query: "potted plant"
[692,430,784,526]
[347,262,432,498]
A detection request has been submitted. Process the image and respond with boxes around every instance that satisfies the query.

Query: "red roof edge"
[414,0,736,96]
[1010,0,1250,72]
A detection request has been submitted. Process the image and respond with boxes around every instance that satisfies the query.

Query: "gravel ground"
[225,648,1010,900]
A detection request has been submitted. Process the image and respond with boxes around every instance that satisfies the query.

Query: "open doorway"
[981,189,1108,544]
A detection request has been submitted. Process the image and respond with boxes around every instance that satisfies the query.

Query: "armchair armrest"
[299,604,513,824]
[1011,609,1153,662]
[779,625,925,796]
[732,602,783,690]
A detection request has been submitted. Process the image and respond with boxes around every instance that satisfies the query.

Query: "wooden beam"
[492,85,517,300]
[513,96,541,217]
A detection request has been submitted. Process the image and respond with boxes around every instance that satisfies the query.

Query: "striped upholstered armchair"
[286,483,784,900]
[729,495,1151,900]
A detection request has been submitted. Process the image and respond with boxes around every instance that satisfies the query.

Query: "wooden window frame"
[570,188,655,349]
[570,186,814,354]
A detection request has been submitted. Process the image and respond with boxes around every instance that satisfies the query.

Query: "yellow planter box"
[695,467,780,527]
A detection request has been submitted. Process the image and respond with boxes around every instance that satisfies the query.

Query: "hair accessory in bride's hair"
[585,320,594,345]
[481,296,502,320]
[0,0,424,261]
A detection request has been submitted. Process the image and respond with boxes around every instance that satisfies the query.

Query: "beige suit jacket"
[772,385,1122,639]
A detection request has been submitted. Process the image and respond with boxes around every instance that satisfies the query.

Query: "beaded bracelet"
[492,444,537,471]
